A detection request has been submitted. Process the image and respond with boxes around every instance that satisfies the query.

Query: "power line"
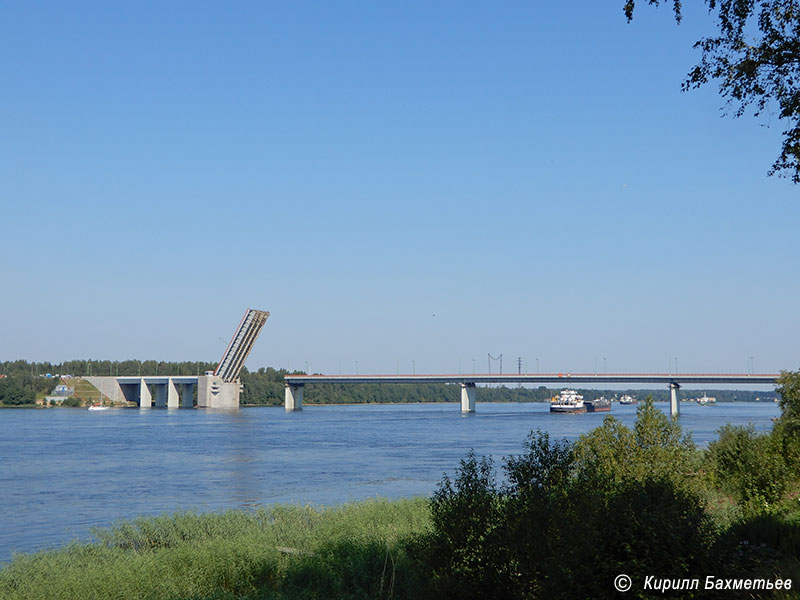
[488,353,503,374]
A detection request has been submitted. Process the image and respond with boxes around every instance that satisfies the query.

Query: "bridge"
[283,372,781,417]
[84,308,270,409]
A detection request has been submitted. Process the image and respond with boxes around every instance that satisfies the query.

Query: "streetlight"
[355,360,359,375]
[536,358,539,374]
[412,360,416,375]
[472,359,476,374]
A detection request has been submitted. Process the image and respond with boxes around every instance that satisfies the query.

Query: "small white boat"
[696,393,716,405]
[619,394,638,405]
[88,404,110,411]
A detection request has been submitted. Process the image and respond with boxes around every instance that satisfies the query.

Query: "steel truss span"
[215,309,270,383]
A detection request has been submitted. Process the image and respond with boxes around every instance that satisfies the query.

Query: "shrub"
[0,379,35,405]
[573,397,701,493]
[423,426,713,599]
[424,450,512,599]
[707,425,791,510]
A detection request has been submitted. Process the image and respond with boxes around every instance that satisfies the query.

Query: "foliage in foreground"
[422,402,714,599]
[422,398,800,599]
[0,499,430,600]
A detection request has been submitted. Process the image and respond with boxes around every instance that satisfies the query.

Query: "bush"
[573,397,701,493]
[424,450,512,599]
[422,427,713,600]
[707,425,791,510]
[0,379,35,405]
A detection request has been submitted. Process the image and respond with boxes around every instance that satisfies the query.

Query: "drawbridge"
[85,308,270,409]
[214,308,270,382]
[197,308,270,407]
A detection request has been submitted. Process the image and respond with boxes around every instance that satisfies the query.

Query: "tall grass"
[0,498,430,600]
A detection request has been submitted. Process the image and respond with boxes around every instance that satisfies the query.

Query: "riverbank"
[2,481,799,600]
[0,498,431,600]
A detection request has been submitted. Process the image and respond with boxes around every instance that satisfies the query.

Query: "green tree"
[573,397,700,491]
[707,424,790,508]
[0,378,36,405]
[423,424,713,599]
[426,451,512,599]
[625,0,800,182]
[774,369,800,476]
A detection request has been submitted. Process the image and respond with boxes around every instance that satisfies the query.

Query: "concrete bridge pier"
[166,379,179,408]
[154,383,168,408]
[181,383,194,408]
[285,383,304,411]
[139,378,152,408]
[669,382,680,418]
[461,383,476,413]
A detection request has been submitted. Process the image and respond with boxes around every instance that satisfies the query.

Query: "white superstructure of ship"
[696,393,717,405]
[550,389,586,413]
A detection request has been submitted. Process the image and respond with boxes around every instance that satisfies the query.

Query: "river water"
[0,401,779,560]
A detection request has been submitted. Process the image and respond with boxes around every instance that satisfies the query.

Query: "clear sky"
[2,1,798,377]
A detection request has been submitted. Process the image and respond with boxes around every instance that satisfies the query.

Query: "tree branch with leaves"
[626,0,800,183]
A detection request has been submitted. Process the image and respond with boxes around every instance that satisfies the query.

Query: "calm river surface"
[0,401,779,560]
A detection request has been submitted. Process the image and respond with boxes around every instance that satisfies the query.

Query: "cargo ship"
[585,396,611,412]
[550,389,586,413]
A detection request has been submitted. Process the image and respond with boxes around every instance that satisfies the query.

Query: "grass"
[65,378,103,405]
[0,498,431,600]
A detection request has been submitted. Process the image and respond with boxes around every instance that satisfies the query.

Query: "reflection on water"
[0,401,779,560]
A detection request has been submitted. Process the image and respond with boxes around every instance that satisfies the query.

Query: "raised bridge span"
[283,373,781,417]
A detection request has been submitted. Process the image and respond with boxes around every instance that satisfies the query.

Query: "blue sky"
[2,1,798,377]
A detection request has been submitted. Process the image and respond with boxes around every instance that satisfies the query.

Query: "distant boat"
[619,395,638,405]
[585,396,611,412]
[550,389,586,413]
[696,393,716,406]
[88,404,110,411]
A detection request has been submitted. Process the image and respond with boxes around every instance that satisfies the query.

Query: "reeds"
[0,498,430,600]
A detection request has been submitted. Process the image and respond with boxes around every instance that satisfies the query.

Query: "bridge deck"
[284,373,780,386]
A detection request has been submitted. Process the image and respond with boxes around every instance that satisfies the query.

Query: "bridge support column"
[285,383,304,411]
[166,378,179,408]
[669,382,680,418]
[461,383,476,413]
[154,383,168,408]
[139,379,152,408]
[181,383,194,408]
